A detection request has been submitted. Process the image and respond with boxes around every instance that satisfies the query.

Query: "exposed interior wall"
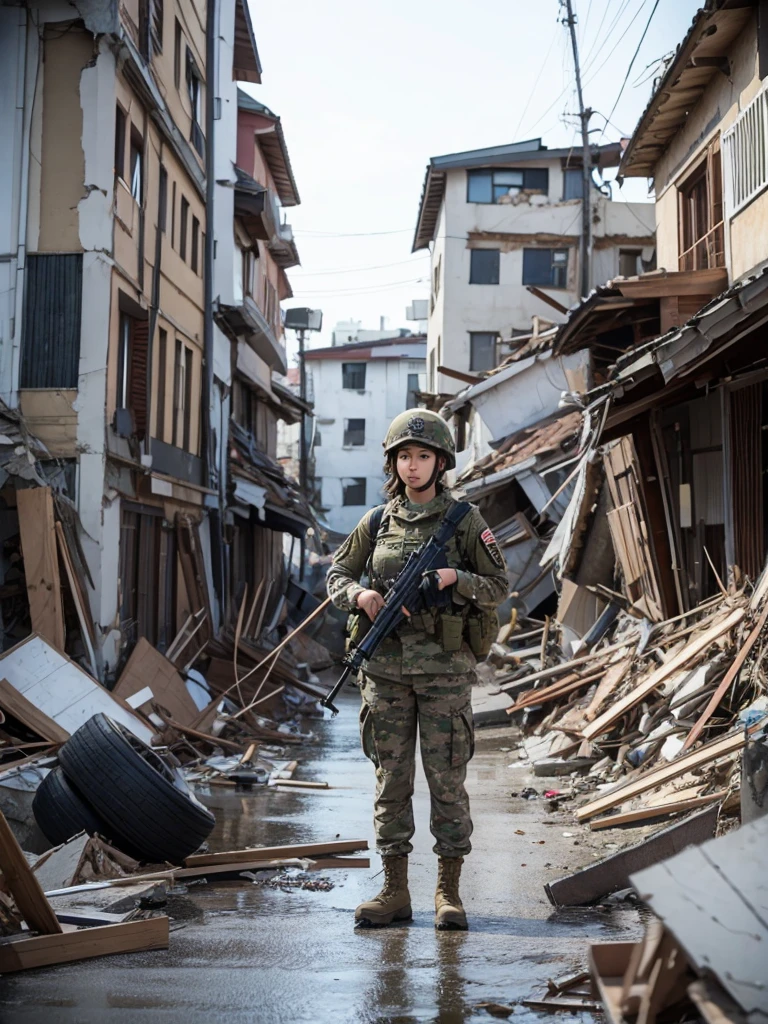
[37,24,92,252]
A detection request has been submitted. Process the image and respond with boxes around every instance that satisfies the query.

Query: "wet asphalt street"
[0,674,641,1023]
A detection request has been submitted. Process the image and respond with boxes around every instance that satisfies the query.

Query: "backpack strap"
[365,503,388,580]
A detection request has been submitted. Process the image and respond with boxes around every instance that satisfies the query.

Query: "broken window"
[522,248,569,289]
[116,308,149,439]
[469,249,500,285]
[342,362,366,389]
[21,254,82,389]
[467,167,548,203]
[678,139,724,271]
[342,478,366,506]
[619,249,642,278]
[344,418,365,446]
[469,332,497,373]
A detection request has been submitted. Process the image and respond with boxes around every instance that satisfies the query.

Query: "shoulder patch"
[480,527,505,569]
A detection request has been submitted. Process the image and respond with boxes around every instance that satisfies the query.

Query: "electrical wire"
[581,0,636,75]
[511,18,561,141]
[291,255,429,277]
[601,0,662,137]
[583,0,652,89]
[295,227,413,238]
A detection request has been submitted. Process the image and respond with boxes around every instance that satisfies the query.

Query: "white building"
[331,318,415,347]
[412,138,657,394]
[304,336,427,534]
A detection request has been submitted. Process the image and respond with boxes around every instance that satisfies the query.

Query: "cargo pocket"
[450,708,475,768]
[439,614,464,652]
[359,702,379,767]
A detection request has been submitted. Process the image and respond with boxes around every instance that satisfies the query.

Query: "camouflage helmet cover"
[383,409,456,469]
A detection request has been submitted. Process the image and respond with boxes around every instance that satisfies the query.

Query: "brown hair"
[382,446,446,499]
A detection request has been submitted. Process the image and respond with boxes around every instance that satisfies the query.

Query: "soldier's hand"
[357,589,385,622]
[434,568,458,590]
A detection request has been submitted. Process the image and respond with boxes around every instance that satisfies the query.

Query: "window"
[563,167,582,200]
[723,86,768,215]
[469,332,497,373]
[467,167,549,203]
[344,418,365,446]
[158,165,168,233]
[342,362,366,389]
[117,309,149,438]
[191,216,200,273]
[179,196,189,260]
[619,249,642,278]
[114,106,126,181]
[469,248,500,285]
[129,128,143,202]
[522,248,569,289]
[343,478,366,506]
[406,373,420,408]
[678,139,724,271]
[139,0,163,59]
[186,49,205,157]
[183,345,193,450]
[155,328,167,439]
[21,254,82,388]
[242,248,258,296]
[174,19,182,88]
[171,181,177,247]
[172,338,193,448]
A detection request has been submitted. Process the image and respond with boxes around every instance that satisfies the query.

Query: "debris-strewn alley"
[0,677,642,1024]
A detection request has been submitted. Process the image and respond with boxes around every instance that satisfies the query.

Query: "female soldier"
[327,410,508,930]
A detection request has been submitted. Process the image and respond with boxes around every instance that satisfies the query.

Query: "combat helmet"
[383,409,456,470]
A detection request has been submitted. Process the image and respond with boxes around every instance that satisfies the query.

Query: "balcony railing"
[678,221,725,272]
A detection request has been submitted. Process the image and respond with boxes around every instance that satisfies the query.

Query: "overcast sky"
[247,0,702,357]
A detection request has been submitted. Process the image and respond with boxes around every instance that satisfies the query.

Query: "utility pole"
[297,327,308,497]
[563,0,593,299]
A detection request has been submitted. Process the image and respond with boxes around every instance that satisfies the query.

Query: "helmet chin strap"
[413,460,441,492]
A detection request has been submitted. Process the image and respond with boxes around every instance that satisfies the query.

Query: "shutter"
[130,319,149,440]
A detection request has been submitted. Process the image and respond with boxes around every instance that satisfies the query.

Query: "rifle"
[321,502,470,715]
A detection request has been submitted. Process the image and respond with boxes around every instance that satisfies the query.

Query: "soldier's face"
[396,445,441,489]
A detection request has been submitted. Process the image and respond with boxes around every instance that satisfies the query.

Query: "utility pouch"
[439,613,464,652]
[345,611,371,654]
[466,610,499,659]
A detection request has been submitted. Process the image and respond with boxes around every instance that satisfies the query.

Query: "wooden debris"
[0,677,69,745]
[546,805,717,907]
[114,638,204,730]
[588,791,726,830]
[16,487,65,652]
[0,918,169,973]
[184,839,368,868]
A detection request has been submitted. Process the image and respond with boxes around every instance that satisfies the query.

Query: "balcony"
[679,222,725,273]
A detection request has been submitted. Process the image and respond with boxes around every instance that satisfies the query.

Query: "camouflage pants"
[359,672,475,858]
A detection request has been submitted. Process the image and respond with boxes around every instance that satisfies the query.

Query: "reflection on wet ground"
[0,678,641,1022]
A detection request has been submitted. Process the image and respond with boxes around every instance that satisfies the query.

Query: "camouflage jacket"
[327,491,509,678]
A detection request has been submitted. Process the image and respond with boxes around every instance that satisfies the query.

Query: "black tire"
[32,766,116,848]
[59,714,215,863]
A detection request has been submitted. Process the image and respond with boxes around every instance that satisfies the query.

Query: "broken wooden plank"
[0,634,155,743]
[184,839,368,868]
[588,792,726,830]
[0,678,69,745]
[16,487,65,651]
[0,808,62,935]
[498,639,629,693]
[54,521,97,677]
[0,916,169,973]
[576,730,747,821]
[269,779,329,790]
[683,602,768,751]
[688,978,749,1024]
[589,941,639,1024]
[113,638,202,729]
[545,806,718,907]
[630,815,768,1017]
[582,607,745,741]
[522,995,600,1011]
[507,668,607,714]
[585,656,631,721]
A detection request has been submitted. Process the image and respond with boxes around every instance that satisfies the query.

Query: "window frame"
[342,477,367,506]
[129,127,143,203]
[522,247,569,289]
[677,138,724,272]
[469,248,500,285]
[341,362,367,390]
[114,105,127,183]
[467,167,549,204]
[469,332,498,373]
[343,418,366,447]
[186,48,205,157]
[158,164,168,233]
[191,216,200,274]
[179,196,189,261]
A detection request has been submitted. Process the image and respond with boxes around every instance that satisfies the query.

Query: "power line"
[601,0,662,135]
[583,0,652,89]
[512,18,561,140]
[291,255,429,277]
[295,227,413,238]
[581,0,636,74]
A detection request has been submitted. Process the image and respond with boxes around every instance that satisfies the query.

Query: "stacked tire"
[33,713,215,863]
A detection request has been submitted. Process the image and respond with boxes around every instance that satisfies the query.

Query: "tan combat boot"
[435,855,468,930]
[355,855,412,926]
